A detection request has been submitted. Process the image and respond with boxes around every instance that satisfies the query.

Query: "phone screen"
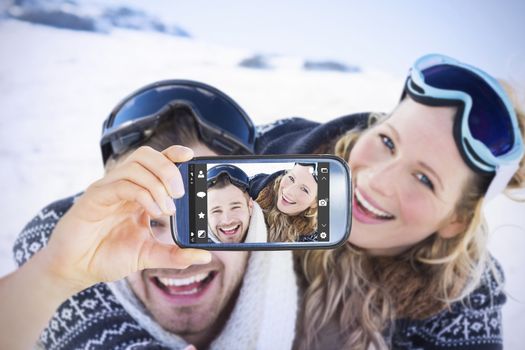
[172,155,351,250]
[186,161,330,244]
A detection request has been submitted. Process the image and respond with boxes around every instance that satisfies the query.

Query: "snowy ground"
[0,19,524,348]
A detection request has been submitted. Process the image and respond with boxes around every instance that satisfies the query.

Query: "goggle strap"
[483,163,518,202]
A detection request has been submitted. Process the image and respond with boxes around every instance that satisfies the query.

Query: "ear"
[248,198,254,216]
[437,216,467,239]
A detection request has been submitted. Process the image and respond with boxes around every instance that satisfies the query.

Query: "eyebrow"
[210,201,244,211]
[290,171,314,194]
[385,123,444,191]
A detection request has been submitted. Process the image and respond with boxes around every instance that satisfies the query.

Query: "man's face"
[127,251,248,335]
[126,142,249,339]
[207,183,253,243]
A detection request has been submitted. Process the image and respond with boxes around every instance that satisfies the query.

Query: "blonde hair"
[255,174,317,242]
[297,95,525,349]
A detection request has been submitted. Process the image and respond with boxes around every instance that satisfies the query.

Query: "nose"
[220,211,234,225]
[366,160,400,197]
[289,184,301,197]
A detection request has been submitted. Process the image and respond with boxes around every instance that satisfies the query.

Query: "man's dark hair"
[107,106,201,164]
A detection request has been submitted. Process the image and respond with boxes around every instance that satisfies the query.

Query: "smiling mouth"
[354,188,394,220]
[152,271,216,296]
[281,193,296,205]
[219,224,240,236]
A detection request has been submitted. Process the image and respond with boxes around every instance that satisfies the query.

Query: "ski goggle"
[207,164,250,191]
[402,54,524,200]
[100,80,256,164]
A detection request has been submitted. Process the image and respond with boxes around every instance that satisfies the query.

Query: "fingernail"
[183,148,194,159]
[171,177,185,198]
[174,145,193,157]
[178,145,191,151]
[165,197,176,214]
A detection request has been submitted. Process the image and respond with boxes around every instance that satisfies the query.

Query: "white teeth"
[158,272,209,287]
[355,189,393,218]
[282,193,295,204]
[220,225,239,231]
[171,288,199,295]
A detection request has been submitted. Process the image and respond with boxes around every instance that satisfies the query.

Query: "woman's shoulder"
[393,257,506,349]
[12,193,82,267]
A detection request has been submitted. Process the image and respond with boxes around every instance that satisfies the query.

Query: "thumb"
[183,345,197,350]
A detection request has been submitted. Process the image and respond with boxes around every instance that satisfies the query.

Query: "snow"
[0,18,523,348]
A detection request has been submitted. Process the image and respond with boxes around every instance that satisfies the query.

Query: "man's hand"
[42,145,211,292]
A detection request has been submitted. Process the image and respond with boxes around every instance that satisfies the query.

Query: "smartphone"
[170,155,351,250]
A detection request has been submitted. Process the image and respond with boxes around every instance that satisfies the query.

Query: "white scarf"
[108,249,297,349]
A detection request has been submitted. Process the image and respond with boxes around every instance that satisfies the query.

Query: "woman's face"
[348,97,474,255]
[277,164,318,215]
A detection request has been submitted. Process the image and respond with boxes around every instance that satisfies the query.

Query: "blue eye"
[416,173,434,191]
[380,134,395,152]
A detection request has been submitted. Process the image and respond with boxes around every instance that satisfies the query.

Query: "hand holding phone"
[171,155,352,250]
[43,145,211,290]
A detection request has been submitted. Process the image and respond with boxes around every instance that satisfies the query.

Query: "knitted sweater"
[13,194,298,350]
[254,114,506,350]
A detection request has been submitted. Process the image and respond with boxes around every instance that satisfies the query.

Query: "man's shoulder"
[11,194,171,349]
[393,258,505,349]
[12,193,82,267]
[38,282,165,349]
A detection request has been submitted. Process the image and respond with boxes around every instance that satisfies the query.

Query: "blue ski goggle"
[207,164,250,191]
[402,54,524,200]
[100,80,256,164]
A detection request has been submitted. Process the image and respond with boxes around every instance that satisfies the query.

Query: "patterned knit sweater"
[13,195,298,350]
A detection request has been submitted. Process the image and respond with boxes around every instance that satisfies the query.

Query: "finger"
[137,240,212,271]
[85,179,164,218]
[184,345,197,350]
[160,145,194,163]
[159,145,194,198]
[99,162,176,215]
[125,145,192,198]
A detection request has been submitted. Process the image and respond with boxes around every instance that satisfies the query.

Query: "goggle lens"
[207,165,250,190]
[422,64,515,157]
[108,84,253,146]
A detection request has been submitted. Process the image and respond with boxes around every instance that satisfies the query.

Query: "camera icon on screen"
[319,199,328,206]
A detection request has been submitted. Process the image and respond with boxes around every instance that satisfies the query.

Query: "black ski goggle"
[100,80,256,164]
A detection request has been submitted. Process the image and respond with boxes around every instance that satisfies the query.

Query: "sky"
[126,0,525,86]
